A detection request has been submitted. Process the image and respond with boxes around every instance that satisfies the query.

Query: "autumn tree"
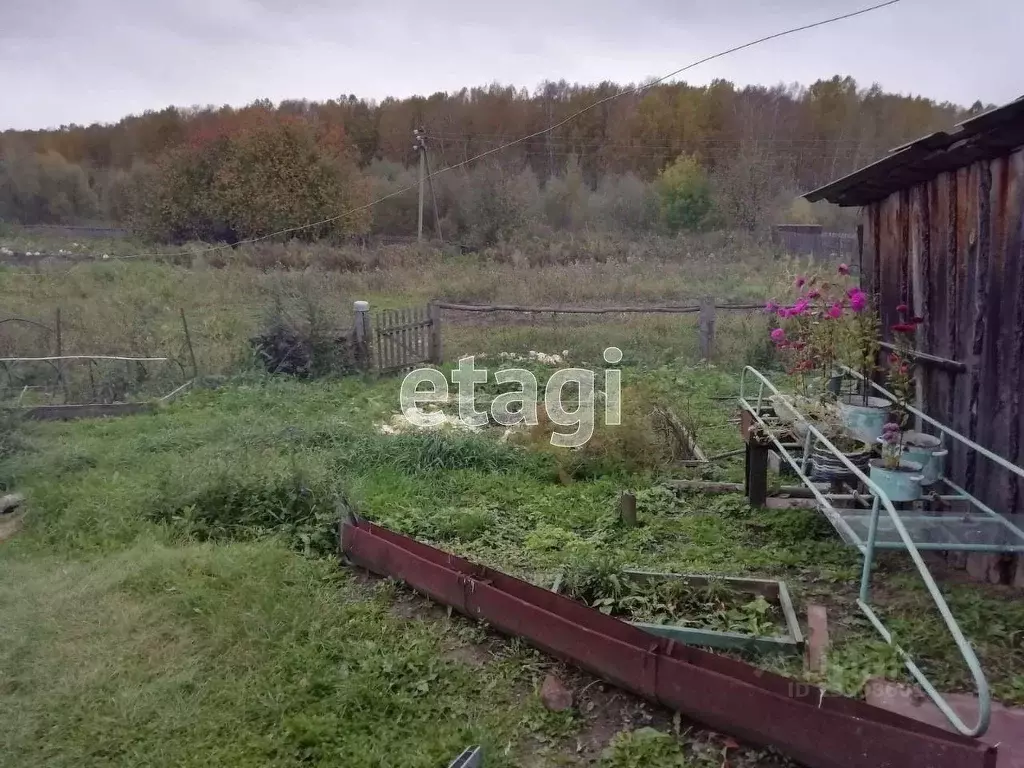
[133,117,368,243]
[0,144,98,224]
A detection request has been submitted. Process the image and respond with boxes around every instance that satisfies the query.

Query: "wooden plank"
[23,402,155,421]
[434,302,761,314]
[878,342,966,373]
[805,605,830,674]
[699,297,716,360]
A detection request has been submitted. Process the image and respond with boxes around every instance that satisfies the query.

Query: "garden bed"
[553,568,803,655]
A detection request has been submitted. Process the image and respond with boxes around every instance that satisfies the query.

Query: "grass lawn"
[2,363,1023,767]
[1,243,1021,766]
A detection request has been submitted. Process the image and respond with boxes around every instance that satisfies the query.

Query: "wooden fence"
[433,299,762,360]
[353,303,441,373]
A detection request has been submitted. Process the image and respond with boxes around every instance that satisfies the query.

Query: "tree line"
[0,76,987,243]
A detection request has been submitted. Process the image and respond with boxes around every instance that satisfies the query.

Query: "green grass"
[1,245,1022,765]
[0,544,558,767]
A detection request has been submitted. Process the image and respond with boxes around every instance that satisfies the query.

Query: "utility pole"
[414,128,426,243]
[414,127,443,242]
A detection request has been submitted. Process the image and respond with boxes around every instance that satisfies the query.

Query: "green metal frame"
[552,569,804,656]
[738,365,993,737]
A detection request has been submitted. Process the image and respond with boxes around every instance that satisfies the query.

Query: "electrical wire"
[134,0,901,258]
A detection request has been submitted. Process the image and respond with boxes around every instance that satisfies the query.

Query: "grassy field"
[1,237,1022,767]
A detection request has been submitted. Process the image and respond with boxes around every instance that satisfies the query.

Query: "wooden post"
[428,302,443,365]
[745,437,769,507]
[55,307,68,403]
[416,130,426,243]
[805,604,830,674]
[619,491,637,527]
[422,148,443,240]
[180,308,198,379]
[354,300,370,371]
[698,297,716,361]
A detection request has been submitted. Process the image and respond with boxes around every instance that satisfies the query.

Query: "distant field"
[0,227,786,377]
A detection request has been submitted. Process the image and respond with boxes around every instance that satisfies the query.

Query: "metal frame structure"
[551,569,804,655]
[736,364,1024,737]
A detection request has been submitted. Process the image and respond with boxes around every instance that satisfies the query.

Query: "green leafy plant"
[565,571,783,637]
[600,727,688,767]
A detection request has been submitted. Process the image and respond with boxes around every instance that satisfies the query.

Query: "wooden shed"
[806,95,1024,585]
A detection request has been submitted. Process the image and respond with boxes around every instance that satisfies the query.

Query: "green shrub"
[657,154,712,233]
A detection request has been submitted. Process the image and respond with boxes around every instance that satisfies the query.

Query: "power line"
[136,0,901,259]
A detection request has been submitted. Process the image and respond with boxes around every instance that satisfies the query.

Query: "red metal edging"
[341,519,996,768]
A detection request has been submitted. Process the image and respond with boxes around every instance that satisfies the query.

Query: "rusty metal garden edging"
[340,516,996,768]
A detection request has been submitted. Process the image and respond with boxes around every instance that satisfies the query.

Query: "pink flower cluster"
[766,263,869,347]
[881,421,902,445]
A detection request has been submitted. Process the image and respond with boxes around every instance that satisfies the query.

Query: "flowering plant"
[880,305,924,461]
[879,420,903,468]
[765,262,873,395]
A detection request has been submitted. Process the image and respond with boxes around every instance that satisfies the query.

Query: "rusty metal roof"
[805,95,1024,206]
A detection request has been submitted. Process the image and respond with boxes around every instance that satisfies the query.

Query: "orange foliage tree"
[132,113,369,243]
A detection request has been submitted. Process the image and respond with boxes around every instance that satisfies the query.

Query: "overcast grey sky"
[1,0,1018,131]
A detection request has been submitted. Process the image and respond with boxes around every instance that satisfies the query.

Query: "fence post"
[354,300,370,371]
[55,307,68,402]
[428,301,443,365]
[180,308,198,379]
[698,297,716,361]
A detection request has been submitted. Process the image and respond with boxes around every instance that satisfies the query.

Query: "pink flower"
[794,276,806,289]
[826,302,843,319]
[764,300,779,314]
[849,289,867,313]
[791,298,810,316]
[770,328,786,344]
[777,307,790,319]
[838,263,850,276]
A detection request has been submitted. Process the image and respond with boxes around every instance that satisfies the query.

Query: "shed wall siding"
[863,147,1024,583]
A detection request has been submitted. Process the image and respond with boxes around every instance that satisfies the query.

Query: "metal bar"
[872,540,1024,552]
[878,341,967,373]
[857,598,991,745]
[341,520,996,768]
[447,746,483,768]
[860,496,882,602]
[940,477,1024,543]
[739,366,991,737]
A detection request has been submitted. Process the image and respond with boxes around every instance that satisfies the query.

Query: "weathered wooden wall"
[861,146,1024,584]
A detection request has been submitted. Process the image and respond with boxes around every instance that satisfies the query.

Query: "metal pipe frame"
[840,365,1024,548]
[739,365,991,737]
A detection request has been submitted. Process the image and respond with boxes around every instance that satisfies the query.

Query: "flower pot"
[838,395,890,444]
[810,441,871,482]
[868,458,924,502]
[891,432,944,486]
[903,431,941,451]
[901,446,947,486]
